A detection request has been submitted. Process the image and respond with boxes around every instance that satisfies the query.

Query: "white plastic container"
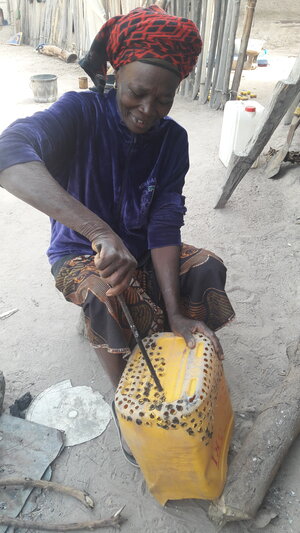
[219,100,264,167]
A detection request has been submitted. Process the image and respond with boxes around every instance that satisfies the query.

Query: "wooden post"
[210,0,227,106]
[192,0,205,100]
[194,0,202,27]
[199,0,221,104]
[198,0,213,103]
[231,0,257,100]
[192,49,204,100]
[283,91,300,125]
[184,0,193,99]
[185,0,199,98]
[208,339,300,526]
[221,0,241,108]
[210,0,232,109]
[0,371,5,413]
[6,0,14,29]
[215,54,300,208]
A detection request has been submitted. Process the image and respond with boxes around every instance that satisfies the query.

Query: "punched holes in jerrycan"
[115,332,234,505]
[30,74,58,103]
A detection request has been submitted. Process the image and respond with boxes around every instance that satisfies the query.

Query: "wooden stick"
[208,339,300,526]
[183,0,196,97]
[210,0,231,109]
[192,53,203,100]
[231,0,257,100]
[220,0,241,108]
[210,0,227,106]
[6,0,14,32]
[199,0,221,104]
[198,0,212,102]
[183,2,192,98]
[215,53,300,208]
[184,0,192,100]
[177,0,187,96]
[195,0,202,27]
[0,370,4,413]
[0,507,124,531]
[0,479,94,509]
[283,91,300,125]
[192,0,206,100]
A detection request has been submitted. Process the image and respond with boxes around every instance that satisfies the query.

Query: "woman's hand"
[168,313,224,360]
[92,234,137,296]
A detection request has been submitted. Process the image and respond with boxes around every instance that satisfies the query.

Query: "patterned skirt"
[54,244,235,356]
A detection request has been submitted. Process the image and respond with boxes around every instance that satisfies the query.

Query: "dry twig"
[0,478,94,509]
[0,506,124,531]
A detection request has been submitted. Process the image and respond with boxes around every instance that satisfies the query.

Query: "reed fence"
[7,0,250,108]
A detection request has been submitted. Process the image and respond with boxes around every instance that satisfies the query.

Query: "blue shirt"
[0,89,188,264]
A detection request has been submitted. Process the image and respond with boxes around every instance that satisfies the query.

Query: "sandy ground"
[0,6,300,533]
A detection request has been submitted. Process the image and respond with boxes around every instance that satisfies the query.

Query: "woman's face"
[115,61,180,134]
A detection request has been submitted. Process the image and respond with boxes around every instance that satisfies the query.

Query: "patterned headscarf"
[80,5,202,93]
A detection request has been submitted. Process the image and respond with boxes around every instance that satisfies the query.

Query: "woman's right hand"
[92,234,137,296]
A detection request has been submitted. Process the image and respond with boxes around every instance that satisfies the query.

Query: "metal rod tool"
[91,243,163,391]
[117,293,163,392]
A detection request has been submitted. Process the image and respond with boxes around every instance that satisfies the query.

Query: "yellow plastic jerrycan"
[114,332,234,505]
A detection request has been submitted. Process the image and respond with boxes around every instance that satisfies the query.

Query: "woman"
[0,6,234,392]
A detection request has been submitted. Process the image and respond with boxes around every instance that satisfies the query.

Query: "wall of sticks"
[7,0,247,108]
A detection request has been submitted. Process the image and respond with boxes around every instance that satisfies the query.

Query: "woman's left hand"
[168,313,224,360]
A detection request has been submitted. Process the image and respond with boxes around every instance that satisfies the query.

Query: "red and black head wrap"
[80,5,202,93]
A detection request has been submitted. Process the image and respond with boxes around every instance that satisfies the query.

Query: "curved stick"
[0,507,124,531]
[0,478,94,509]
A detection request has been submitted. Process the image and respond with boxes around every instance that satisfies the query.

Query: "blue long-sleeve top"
[0,89,188,264]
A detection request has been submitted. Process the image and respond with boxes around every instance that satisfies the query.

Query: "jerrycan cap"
[245,105,256,112]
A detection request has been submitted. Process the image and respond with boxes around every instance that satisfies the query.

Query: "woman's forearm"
[0,161,113,241]
[151,245,181,319]
[151,245,224,357]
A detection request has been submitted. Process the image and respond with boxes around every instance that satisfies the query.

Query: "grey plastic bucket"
[30,74,57,103]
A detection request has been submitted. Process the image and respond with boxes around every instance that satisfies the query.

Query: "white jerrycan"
[219,100,264,167]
